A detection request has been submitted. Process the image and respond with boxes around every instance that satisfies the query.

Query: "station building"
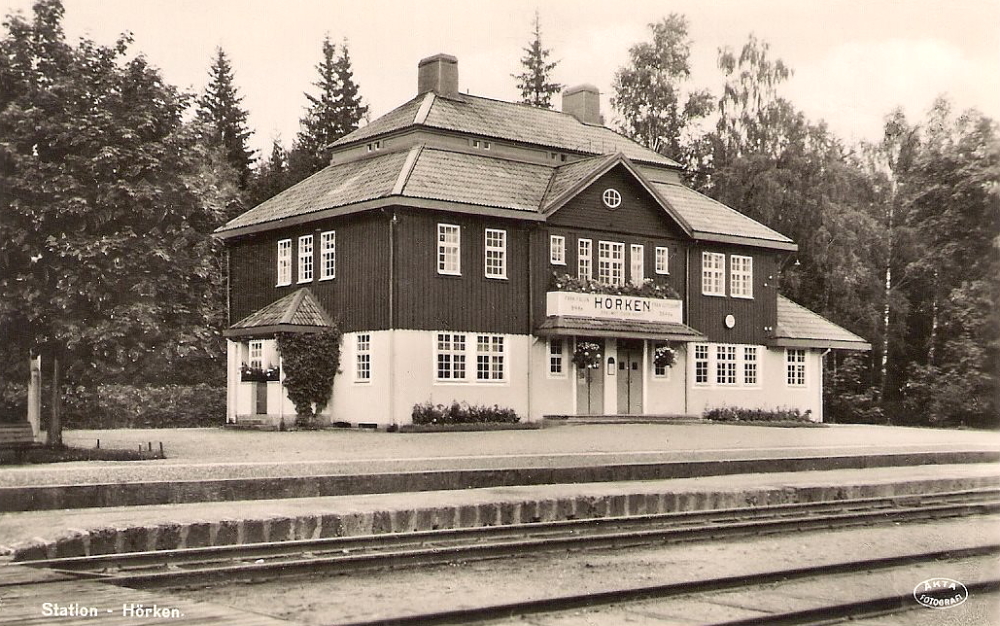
[215,54,870,427]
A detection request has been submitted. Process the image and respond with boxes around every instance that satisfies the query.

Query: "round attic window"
[602,189,622,209]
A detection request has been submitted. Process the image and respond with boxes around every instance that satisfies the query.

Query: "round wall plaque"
[724,314,736,329]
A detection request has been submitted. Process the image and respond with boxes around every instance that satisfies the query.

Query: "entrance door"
[617,340,643,414]
[575,339,604,415]
[253,382,268,415]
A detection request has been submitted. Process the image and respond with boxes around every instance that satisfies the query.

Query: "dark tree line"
[610,17,999,428]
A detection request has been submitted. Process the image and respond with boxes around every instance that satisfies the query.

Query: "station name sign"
[546,291,683,323]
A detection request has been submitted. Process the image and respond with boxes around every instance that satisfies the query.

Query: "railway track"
[17,486,1000,590]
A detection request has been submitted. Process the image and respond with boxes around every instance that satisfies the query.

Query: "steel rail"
[26,495,1000,589]
[325,546,1000,626]
[21,486,999,575]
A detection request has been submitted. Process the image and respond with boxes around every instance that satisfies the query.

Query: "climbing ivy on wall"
[276,329,342,424]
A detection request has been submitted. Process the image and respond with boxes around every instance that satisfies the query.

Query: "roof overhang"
[693,231,799,252]
[769,337,872,351]
[224,324,332,339]
[213,196,546,241]
[537,316,707,342]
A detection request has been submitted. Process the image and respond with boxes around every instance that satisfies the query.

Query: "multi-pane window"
[695,343,762,387]
[248,340,263,369]
[436,333,466,380]
[484,229,506,279]
[716,345,738,385]
[320,231,336,280]
[630,244,644,285]
[356,334,371,382]
[653,343,669,378]
[787,349,806,387]
[694,344,710,384]
[437,224,461,275]
[655,247,669,275]
[743,346,758,386]
[550,235,566,265]
[476,335,505,381]
[276,239,292,286]
[298,235,313,283]
[577,239,592,280]
[702,252,725,296]
[549,339,564,376]
[598,241,625,285]
[731,255,753,298]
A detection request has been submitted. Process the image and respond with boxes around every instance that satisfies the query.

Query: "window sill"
[485,275,508,281]
[319,276,336,282]
[437,271,462,277]
[550,261,567,266]
[276,282,292,288]
[701,292,726,297]
[731,294,754,300]
[297,279,313,285]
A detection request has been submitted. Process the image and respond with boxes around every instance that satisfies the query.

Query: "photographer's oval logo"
[914,578,968,609]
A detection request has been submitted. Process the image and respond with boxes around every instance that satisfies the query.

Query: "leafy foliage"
[512,11,561,108]
[276,329,342,423]
[411,401,520,425]
[197,46,255,190]
[703,406,817,424]
[611,15,713,164]
[549,272,680,299]
[0,0,236,397]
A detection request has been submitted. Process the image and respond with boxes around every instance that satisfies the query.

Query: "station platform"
[1,423,997,562]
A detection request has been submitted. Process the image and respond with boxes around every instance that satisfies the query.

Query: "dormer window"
[549,152,567,162]
[470,139,492,150]
[366,140,382,152]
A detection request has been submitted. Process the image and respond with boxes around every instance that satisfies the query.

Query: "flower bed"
[549,272,680,299]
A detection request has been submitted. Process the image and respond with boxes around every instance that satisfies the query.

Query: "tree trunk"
[47,354,62,446]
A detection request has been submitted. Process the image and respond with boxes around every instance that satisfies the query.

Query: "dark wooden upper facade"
[227,161,784,345]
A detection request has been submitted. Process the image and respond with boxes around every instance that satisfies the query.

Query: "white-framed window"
[694,343,763,387]
[248,340,263,369]
[787,349,806,387]
[602,188,622,209]
[716,345,738,385]
[484,228,507,279]
[630,244,644,285]
[548,338,565,377]
[694,344,710,384]
[470,138,491,150]
[276,239,292,286]
[356,334,371,382]
[731,255,753,299]
[655,246,669,275]
[367,140,382,152]
[320,231,336,280]
[298,234,313,283]
[476,335,505,381]
[435,333,467,380]
[437,224,461,275]
[550,235,566,265]
[744,346,759,386]
[702,252,725,296]
[598,241,625,285]
[577,239,592,280]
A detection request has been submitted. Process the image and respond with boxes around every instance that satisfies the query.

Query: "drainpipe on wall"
[684,247,690,416]
[526,224,534,422]
[388,209,397,428]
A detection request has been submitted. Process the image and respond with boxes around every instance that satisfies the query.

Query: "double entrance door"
[616,340,643,415]
[574,339,644,415]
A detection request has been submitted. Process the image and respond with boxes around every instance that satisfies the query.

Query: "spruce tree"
[292,36,367,180]
[512,11,561,108]
[198,47,255,189]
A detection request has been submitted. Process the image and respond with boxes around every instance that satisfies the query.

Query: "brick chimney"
[417,54,459,97]
[562,84,602,125]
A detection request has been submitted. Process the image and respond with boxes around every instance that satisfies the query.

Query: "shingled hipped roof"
[216,147,796,251]
[224,288,334,338]
[772,295,871,351]
[334,92,680,168]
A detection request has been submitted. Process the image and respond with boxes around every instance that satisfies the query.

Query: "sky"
[2,0,998,160]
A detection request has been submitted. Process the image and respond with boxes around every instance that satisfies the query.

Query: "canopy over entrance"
[224,288,334,338]
[536,316,706,342]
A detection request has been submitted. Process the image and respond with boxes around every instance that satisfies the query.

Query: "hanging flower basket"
[653,345,677,369]
[572,341,602,369]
